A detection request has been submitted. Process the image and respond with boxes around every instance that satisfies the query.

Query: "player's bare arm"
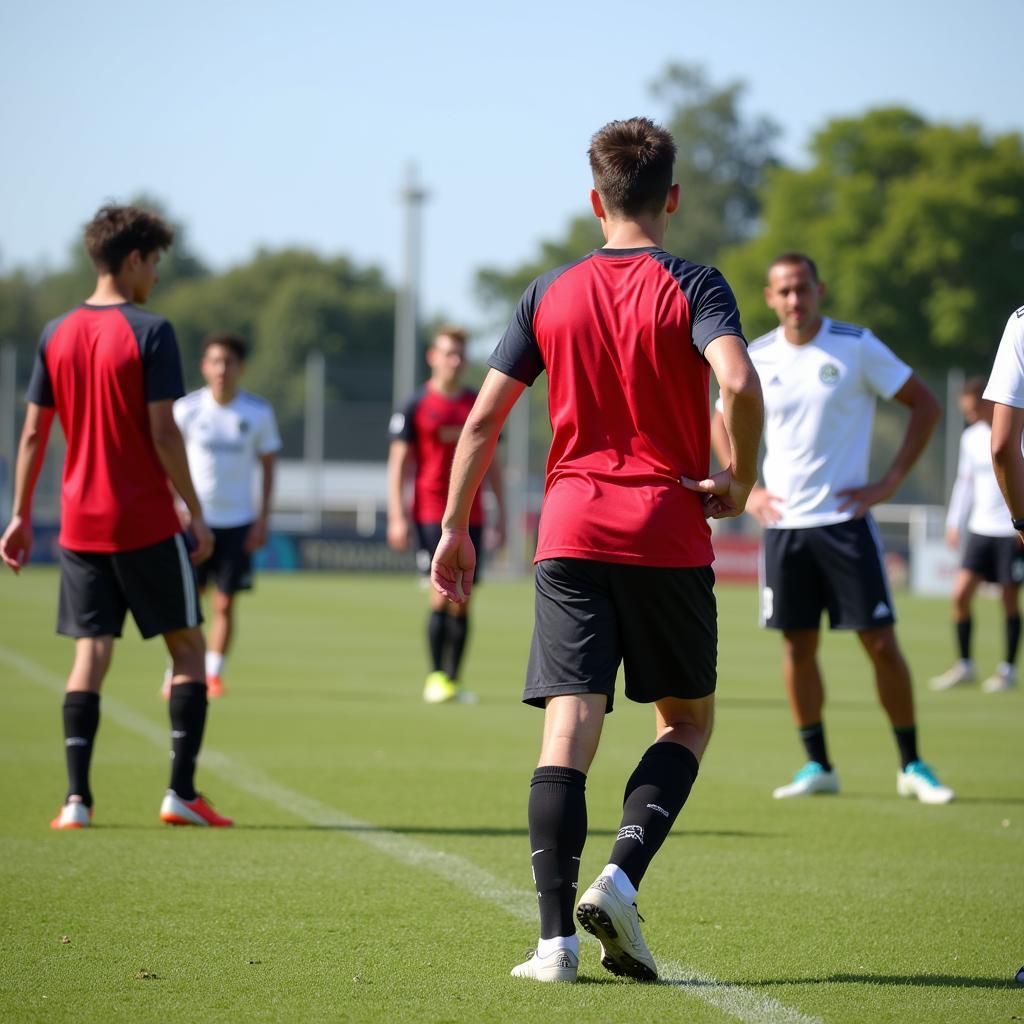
[245,452,276,553]
[0,403,56,573]
[148,400,213,564]
[386,438,414,550]
[485,456,507,549]
[433,369,525,602]
[991,403,1024,542]
[836,373,940,517]
[686,335,764,519]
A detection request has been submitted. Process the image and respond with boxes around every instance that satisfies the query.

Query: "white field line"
[2,645,822,1024]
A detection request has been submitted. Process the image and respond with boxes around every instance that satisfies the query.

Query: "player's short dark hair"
[768,251,819,282]
[432,326,468,347]
[588,117,676,217]
[962,375,987,399]
[84,204,174,274]
[201,331,249,361]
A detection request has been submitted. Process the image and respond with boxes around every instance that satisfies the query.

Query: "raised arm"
[686,335,763,519]
[432,369,525,601]
[148,399,212,564]
[0,403,56,573]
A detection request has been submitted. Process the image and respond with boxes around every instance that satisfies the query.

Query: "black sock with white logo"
[609,742,699,891]
[168,682,207,801]
[62,691,100,807]
[443,613,469,681]
[427,610,446,673]
[893,725,919,770]
[528,766,587,939]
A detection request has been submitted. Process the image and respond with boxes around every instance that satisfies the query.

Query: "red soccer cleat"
[159,791,234,827]
[206,674,225,699]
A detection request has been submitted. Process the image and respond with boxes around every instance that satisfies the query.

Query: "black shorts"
[58,533,203,640]
[414,522,484,584]
[761,517,895,632]
[523,558,717,714]
[195,524,254,594]
[962,532,1024,586]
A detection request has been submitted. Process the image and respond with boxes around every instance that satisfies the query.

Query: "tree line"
[3,65,1023,464]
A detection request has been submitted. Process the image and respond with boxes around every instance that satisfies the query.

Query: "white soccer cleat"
[981,667,1017,693]
[929,662,974,691]
[576,875,657,981]
[159,790,234,827]
[50,797,92,830]
[772,761,840,799]
[510,947,578,982]
[897,761,954,804]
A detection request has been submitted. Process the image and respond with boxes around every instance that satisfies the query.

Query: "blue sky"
[1,0,1022,331]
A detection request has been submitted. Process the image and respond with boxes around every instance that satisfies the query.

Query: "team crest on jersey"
[819,363,840,386]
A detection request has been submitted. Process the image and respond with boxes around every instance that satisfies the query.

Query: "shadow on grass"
[226,824,775,839]
[668,973,1018,991]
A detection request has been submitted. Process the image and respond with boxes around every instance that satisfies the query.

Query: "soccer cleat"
[159,790,234,827]
[981,666,1017,694]
[423,671,458,704]
[897,761,954,804]
[929,662,974,691]
[772,761,840,799]
[50,797,92,830]
[206,674,225,699]
[510,946,578,983]
[452,685,479,704]
[576,875,657,981]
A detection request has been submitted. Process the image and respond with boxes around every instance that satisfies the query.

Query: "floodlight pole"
[393,164,429,410]
[944,367,964,504]
[304,349,326,532]
[0,345,15,516]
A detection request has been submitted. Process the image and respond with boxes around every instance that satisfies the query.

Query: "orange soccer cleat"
[159,791,234,827]
[206,675,225,699]
[50,797,92,830]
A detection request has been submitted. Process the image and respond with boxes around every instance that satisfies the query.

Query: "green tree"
[720,108,1024,367]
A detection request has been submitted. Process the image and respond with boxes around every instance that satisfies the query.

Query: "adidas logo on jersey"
[872,601,891,618]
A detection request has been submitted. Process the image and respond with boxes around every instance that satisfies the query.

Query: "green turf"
[1,570,1021,1023]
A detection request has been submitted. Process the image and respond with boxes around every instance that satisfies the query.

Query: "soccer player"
[387,327,506,704]
[432,118,763,982]
[711,252,953,804]
[169,332,281,699]
[0,204,233,829]
[931,377,1022,693]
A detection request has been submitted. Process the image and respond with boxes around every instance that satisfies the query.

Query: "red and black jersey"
[489,247,744,568]
[26,303,186,553]
[389,384,483,526]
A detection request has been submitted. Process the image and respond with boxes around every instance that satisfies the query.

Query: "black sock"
[528,766,587,940]
[609,742,699,891]
[1005,615,1021,665]
[894,725,919,770]
[427,610,446,673]
[956,618,972,661]
[168,682,208,800]
[62,692,100,807]
[799,722,832,772]
[443,614,469,681]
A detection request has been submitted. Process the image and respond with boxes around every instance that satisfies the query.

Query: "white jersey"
[946,421,1015,537]
[746,318,912,529]
[983,305,1024,409]
[174,388,282,528]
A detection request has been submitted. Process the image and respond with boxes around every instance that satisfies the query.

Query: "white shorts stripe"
[864,514,895,609]
[173,534,198,628]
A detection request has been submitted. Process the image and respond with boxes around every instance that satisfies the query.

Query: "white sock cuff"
[602,863,638,903]
[205,652,225,677]
[537,935,578,958]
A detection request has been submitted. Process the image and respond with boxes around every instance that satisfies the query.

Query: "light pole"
[393,164,429,411]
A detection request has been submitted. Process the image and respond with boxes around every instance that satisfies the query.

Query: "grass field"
[1,569,1021,1023]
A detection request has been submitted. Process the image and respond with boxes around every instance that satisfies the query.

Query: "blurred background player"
[433,117,763,983]
[931,376,1022,693]
[712,252,954,804]
[387,327,505,704]
[0,204,232,828]
[168,332,281,699]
